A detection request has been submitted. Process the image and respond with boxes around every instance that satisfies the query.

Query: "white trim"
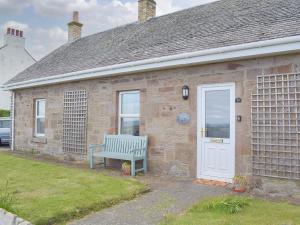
[118,91,140,135]
[197,83,235,182]
[3,35,300,90]
[34,99,46,137]
[10,92,15,151]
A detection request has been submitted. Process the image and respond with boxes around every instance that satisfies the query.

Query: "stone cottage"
[0,28,35,110]
[3,0,300,181]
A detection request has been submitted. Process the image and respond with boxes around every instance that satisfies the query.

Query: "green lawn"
[161,195,300,225]
[0,152,147,225]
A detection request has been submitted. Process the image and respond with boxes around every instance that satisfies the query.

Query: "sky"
[0,0,217,60]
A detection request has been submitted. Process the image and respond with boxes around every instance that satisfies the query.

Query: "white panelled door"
[197,83,235,182]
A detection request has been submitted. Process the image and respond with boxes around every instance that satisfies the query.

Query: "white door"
[197,83,235,182]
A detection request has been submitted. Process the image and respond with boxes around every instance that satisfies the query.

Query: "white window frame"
[118,91,140,135]
[35,99,46,137]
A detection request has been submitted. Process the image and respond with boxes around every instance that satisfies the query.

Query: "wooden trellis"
[62,90,88,154]
[252,73,300,179]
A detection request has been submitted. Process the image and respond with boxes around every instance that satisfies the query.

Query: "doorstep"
[193,178,229,187]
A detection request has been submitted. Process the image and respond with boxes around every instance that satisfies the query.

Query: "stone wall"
[0,209,32,225]
[251,177,300,204]
[13,53,300,177]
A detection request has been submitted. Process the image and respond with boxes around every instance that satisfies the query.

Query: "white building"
[0,28,35,110]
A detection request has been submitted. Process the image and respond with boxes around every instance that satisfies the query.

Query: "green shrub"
[203,196,250,214]
[0,109,10,117]
[0,181,17,213]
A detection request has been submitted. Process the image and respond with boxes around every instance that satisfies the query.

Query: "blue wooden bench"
[89,134,148,176]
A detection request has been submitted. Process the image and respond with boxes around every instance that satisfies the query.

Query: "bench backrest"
[103,134,148,156]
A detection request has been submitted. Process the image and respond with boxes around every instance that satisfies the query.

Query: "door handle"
[210,138,223,143]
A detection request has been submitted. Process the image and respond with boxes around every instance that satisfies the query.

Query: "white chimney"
[68,11,83,42]
[4,27,25,48]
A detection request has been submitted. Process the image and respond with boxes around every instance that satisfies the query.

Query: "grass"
[0,181,17,214]
[0,109,10,117]
[0,152,147,225]
[161,195,300,225]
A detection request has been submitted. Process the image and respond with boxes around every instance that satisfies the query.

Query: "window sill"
[31,137,47,144]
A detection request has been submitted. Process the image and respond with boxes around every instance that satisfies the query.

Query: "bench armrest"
[89,144,105,155]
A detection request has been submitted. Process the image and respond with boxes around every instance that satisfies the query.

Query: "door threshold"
[193,178,229,187]
[198,174,233,183]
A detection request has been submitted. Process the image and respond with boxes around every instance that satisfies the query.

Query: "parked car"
[0,117,11,146]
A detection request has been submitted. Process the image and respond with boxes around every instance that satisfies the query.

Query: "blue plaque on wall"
[177,113,191,125]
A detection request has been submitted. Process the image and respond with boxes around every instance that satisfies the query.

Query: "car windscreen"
[0,120,10,128]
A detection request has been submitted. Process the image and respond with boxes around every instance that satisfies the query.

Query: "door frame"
[196,83,236,182]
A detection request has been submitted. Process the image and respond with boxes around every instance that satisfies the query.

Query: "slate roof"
[7,0,300,84]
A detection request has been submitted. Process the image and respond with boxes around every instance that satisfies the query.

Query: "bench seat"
[93,151,146,161]
[89,134,148,176]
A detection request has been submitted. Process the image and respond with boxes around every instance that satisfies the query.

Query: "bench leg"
[131,160,135,176]
[143,159,147,174]
[104,158,106,168]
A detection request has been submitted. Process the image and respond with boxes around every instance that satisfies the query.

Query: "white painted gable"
[0,29,35,110]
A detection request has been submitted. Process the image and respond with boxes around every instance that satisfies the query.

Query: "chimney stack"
[68,11,83,42]
[4,27,25,48]
[138,0,156,22]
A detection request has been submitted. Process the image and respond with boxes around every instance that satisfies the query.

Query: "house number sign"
[176,113,191,125]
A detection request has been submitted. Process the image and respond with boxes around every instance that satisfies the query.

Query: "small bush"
[0,181,17,213]
[0,109,10,117]
[203,196,250,214]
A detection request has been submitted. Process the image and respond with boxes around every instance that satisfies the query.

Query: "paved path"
[69,177,229,225]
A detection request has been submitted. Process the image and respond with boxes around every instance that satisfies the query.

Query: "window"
[0,120,10,128]
[35,99,45,137]
[118,91,140,136]
[205,90,230,138]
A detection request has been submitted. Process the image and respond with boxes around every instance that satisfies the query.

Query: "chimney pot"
[68,11,83,42]
[4,27,25,47]
[138,0,156,22]
[73,11,79,22]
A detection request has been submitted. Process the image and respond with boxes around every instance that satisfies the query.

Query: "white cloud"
[1,20,29,31]
[156,0,181,15]
[30,0,98,16]
[32,27,67,59]
[27,0,138,34]
[0,0,219,59]
[0,0,30,14]
[149,0,218,16]
[81,0,138,35]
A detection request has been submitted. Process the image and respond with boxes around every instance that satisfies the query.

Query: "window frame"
[35,99,46,137]
[118,90,140,135]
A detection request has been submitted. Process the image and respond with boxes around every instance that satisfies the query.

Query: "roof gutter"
[3,35,300,90]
